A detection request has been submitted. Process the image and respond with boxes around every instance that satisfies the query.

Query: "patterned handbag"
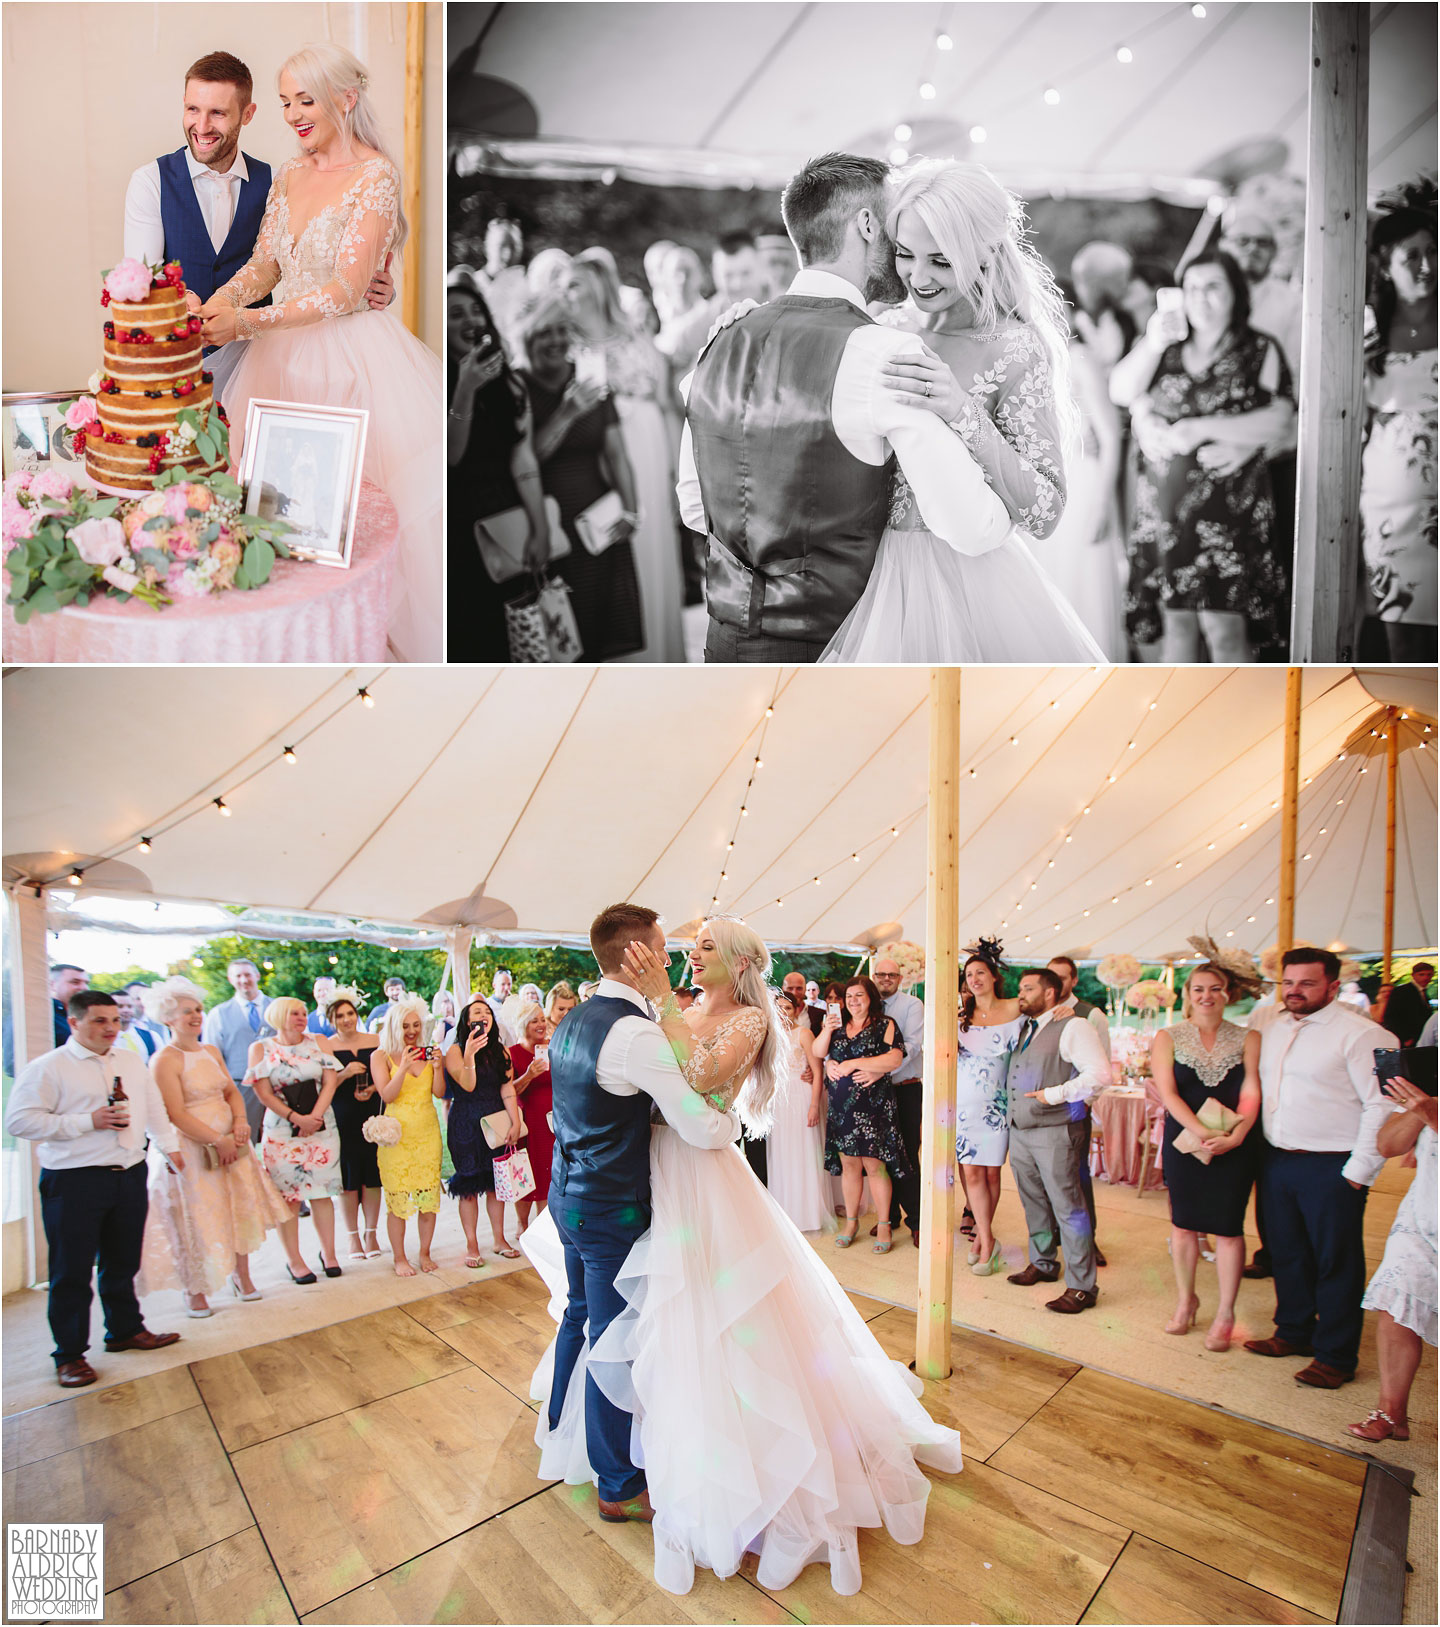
[492,1146,537,1203]
[504,572,583,663]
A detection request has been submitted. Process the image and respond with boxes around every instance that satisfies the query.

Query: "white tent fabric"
[461,1,1437,198]
[3,665,1433,958]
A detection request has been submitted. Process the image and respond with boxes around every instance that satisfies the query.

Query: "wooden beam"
[1383,707,1398,982]
[402,1,425,337]
[916,667,960,1380]
[1291,3,1369,660]
[1277,667,1303,957]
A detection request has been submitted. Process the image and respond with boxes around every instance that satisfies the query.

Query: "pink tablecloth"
[3,480,397,664]
[1091,1087,1166,1190]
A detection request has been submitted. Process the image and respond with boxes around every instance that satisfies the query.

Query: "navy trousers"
[1261,1147,1368,1371]
[886,1080,923,1230]
[550,1195,650,1503]
[39,1162,149,1365]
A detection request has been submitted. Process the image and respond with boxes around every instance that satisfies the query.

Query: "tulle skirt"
[1026,453,1128,662]
[521,1129,963,1596]
[766,1063,834,1234]
[821,525,1106,663]
[613,395,685,663]
[222,308,443,663]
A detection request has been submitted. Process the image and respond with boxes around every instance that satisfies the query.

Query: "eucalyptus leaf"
[54,586,78,607]
[12,600,31,625]
[232,564,252,592]
[28,586,59,616]
[211,473,243,500]
[142,515,170,531]
[86,497,119,519]
[135,546,170,571]
[75,590,89,607]
[199,521,221,545]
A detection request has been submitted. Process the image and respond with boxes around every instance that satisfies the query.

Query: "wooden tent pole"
[1278,667,1303,957]
[1290,3,1369,660]
[402,1,425,336]
[8,882,54,1286]
[916,667,960,1380]
[1383,707,1398,982]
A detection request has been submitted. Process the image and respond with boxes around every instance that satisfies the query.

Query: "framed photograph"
[237,399,369,568]
[2,391,87,479]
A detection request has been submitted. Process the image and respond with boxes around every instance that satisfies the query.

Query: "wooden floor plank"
[866,1308,1081,1462]
[301,1482,800,1625]
[191,1305,471,1452]
[0,1406,252,1592]
[423,1291,557,1410]
[231,1365,550,1617]
[103,1527,297,1625]
[989,1366,1365,1620]
[1080,1532,1330,1625]
[400,1268,550,1335]
[844,1292,896,1322]
[2,1365,200,1472]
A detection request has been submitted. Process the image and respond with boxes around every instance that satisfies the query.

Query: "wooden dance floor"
[3,1269,1368,1625]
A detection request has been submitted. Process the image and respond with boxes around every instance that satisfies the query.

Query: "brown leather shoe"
[1046,1287,1098,1314]
[1294,1360,1355,1389]
[1007,1262,1061,1286]
[103,1329,181,1353]
[597,1488,655,1524]
[1243,1335,1314,1358]
[56,1359,97,1388]
[1094,1247,1108,1268]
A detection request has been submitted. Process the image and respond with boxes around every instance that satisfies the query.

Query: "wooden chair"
[1136,1099,1165,1196]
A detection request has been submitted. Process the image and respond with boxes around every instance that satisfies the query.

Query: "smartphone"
[827,1001,843,1023]
[1155,285,1187,339]
[534,1044,550,1066]
[574,349,608,391]
[1375,1046,1437,1097]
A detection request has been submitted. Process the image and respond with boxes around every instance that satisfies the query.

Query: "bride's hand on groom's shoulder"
[705,299,761,347]
[882,345,965,420]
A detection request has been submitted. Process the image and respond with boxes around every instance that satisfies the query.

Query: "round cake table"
[1091,1086,1166,1190]
[2,479,397,664]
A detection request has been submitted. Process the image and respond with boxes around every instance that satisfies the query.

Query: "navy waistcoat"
[549,996,654,1208]
[157,148,272,306]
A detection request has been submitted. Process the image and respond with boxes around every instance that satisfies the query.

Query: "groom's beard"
[862,231,908,306]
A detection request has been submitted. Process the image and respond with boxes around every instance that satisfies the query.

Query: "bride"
[820,159,1104,663]
[194,44,442,662]
[520,916,962,1597]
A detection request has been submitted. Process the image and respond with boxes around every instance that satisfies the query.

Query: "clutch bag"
[481,1109,512,1150]
[277,1078,320,1119]
[475,496,568,584]
[573,489,625,555]
[1174,1099,1243,1164]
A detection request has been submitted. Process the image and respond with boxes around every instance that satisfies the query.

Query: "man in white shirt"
[201,957,273,1141]
[678,151,1011,661]
[1004,968,1113,1312]
[870,958,926,1241]
[1243,948,1398,1387]
[546,904,739,1524]
[1049,955,1111,1266]
[6,990,183,1388]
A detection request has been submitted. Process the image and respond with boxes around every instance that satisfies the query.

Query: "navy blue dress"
[1161,1021,1258,1236]
[445,1051,509,1197]
[823,1017,912,1177]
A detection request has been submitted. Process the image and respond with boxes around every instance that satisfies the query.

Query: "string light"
[919,81,936,99]
[1043,87,1061,105]
[137,837,152,853]
[282,746,298,764]
[1116,45,1133,62]
[328,954,340,965]
[358,686,375,708]
[1192,3,1207,16]
[969,125,987,143]
[262,959,274,970]
[67,869,83,887]
[893,123,912,142]
[214,797,230,817]
[936,30,953,49]
[890,147,910,165]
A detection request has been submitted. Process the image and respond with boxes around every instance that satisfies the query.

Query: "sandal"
[464,1254,485,1270]
[1347,1408,1410,1443]
[346,1230,367,1261]
[362,1228,383,1259]
[834,1220,859,1249]
[873,1226,893,1255]
[494,1246,522,1259]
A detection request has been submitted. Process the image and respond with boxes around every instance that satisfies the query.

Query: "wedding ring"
[924,381,932,396]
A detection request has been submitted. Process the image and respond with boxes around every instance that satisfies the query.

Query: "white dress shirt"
[1024,1008,1113,1105]
[1258,999,1398,1186]
[1055,993,1112,1059]
[676,268,1012,556]
[883,990,926,1084]
[5,1038,179,1170]
[592,978,740,1149]
[124,148,253,264]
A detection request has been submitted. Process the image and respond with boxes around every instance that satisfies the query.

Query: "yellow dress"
[376,1059,442,1218]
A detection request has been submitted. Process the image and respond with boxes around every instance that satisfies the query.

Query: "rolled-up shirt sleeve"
[5,1059,92,1142]
[1342,1022,1400,1187]
[676,369,706,533]
[1043,1017,1112,1104]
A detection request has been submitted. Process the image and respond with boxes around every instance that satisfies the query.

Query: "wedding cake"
[83,259,227,491]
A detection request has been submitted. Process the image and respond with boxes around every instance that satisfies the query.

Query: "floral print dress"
[253,1037,343,1203]
[822,1017,912,1176]
[956,1017,1020,1166]
[1362,1124,1437,1345]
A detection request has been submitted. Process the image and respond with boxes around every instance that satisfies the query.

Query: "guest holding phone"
[320,989,383,1261]
[372,997,445,1277]
[445,997,522,1264]
[508,999,554,1227]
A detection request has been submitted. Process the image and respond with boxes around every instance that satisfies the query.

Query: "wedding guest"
[1374,962,1436,1046]
[781,970,823,1038]
[643,238,679,319]
[1244,948,1398,1386]
[518,981,545,1008]
[139,978,291,1314]
[202,958,275,1142]
[1004,968,1111,1313]
[430,989,457,1050]
[489,968,515,1011]
[806,980,821,1006]
[508,999,554,1225]
[320,990,382,1261]
[713,230,765,306]
[545,981,579,1031]
[815,975,909,1252]
[448,277,549,662]
[246,998,344,1283]
[1049,953,1110,1265]
[578,980,600,1002]
[477,216,528,360]
[1361,206,1437,659]
[6,991,182,1388]
[526,246,573,297]
[675,986,698,1011]
[1349,1071,1436,1443]
[1152,963,1262,1350]
[1070,241,1137,368]
[307,977,337,1037]
[768,992,830,1231]
[1112,248,1295,662]
[568,253,685,663]
[371,997,444,1275]
[517,291,644,660]
[366,976,408,1033]
[51,964,88,1047]
[756,232,799,301]
[654,245,712,379]
[957,948,1020,1275]
[113,990,158,1061]
[125,981,169,1053]
[872,957,925,1245]
[446,997,522,1265]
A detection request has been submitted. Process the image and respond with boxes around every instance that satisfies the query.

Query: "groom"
[677,150,1011,662]
[546,903,740,1522]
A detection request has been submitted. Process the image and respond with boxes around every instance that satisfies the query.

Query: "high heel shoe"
[834,1220,859,1248]
[362,1228,383,1259]
[1164,1295,1200,1334]
[346,1230,367,1261]
[1204,1318,1235,1352]
[872,1226,893,1255]
[186,1297,212,1318]
[287,1264,317,1286]
[322,1261,343,1278]
[227,1273,261,1302]
[966,1240,981,1266]
[971,1240,1003,1276]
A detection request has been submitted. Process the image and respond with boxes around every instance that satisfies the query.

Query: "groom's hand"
[366,253,396,312]
[184,291,203,316]
[201,305,238,346]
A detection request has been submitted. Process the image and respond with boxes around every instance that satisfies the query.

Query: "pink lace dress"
[138,1046,292,1297]
[212,156,443,662]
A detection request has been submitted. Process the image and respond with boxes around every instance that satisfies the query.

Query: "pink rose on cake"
[104,259,153,304]
[69,516,127,568]
[64,398,100,432]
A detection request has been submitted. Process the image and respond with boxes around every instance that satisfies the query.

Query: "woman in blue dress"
[956,945,1021,1276]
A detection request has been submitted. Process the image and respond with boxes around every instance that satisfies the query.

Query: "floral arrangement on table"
[1125,978,1177,1015]
[1111,1026,1154,1083]
[3,455,292,623]
[1096,953,1142,990]
[362,1115,401,1147]
[875,940,925,990]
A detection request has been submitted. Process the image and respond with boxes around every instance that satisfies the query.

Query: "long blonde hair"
[379,994,430,1055]
[886,158,1078,454]
[279,44,408,250]
[699,916,788,1135]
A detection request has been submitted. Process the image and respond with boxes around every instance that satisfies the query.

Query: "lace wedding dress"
[520,1003,963,1596]
[211,156,443,662]
[821,318,1104,663]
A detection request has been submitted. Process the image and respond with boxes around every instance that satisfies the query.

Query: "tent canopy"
[458,1,1436,198]
[4,665,1434,961]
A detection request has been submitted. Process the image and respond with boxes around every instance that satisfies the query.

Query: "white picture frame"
[237,398,369,568]
[2,391,87,479]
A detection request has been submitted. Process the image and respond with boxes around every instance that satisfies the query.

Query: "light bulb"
[67,870,83,887]
[328,954,339,965]
[894,123,912,142]
[969,125,987,144]
[936,31,953,49]
[283,746,297,764]
[890,147,910,165]
[1044,87,1060,106]
[919,81,936,100]
[1116,45,1133,62]
[358,687,375,708]
[263,959,274,970]
[214,797,230,817]
[1192,3,1206,16]
[138,837,152,853]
